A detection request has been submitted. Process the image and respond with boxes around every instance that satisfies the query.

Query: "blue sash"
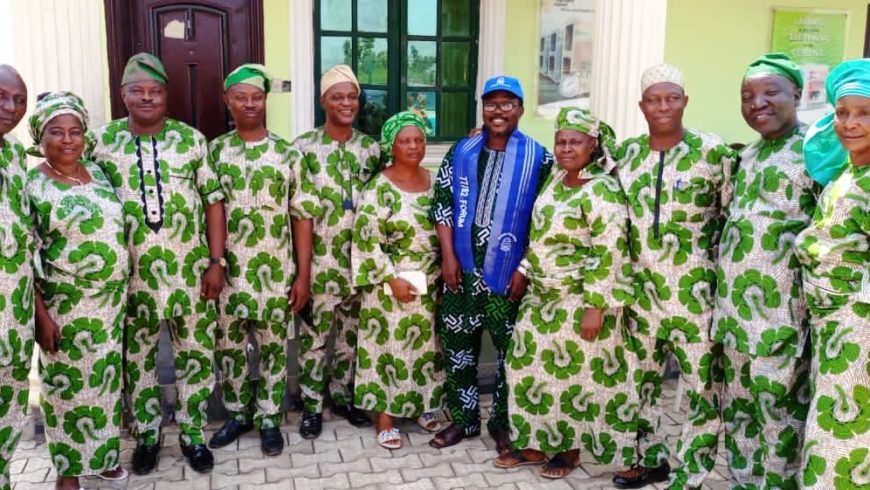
[452,129,546,295]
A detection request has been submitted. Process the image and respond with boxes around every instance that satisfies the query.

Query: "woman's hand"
[507,270,528,302]
[389,278,418,303]
[36,315,62,355]
[441,253,462,292]
[201,263,225,300]
[288,275,311,313]
[579,308,604,340]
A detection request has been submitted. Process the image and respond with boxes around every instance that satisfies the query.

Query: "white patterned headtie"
[640,63,685,93]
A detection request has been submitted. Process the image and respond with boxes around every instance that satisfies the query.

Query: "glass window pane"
[358,88,388,137]
[441,42,470,87]
[442,0,470,36]
[407,0,437,36]
[321,0,351,31]
[358,0,387,32]
[405,90,437,136]
[407,41,436,87]
[441,92,469,138]
[320,36,353,75]
[356,37,388,85]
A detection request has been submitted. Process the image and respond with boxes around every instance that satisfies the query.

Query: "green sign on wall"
[771,9,847,65]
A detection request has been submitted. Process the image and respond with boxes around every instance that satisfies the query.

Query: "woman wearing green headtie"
[495,107,637,479]
[795,59,870,489]
[26,92,129,489]
[351,111,445,449]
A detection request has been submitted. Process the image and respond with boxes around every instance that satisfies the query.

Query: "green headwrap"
[122,52,168,86]
[27,91,89,157]
[380,111,430,161]
[744,52,804,90]
[554,106,616,155]
[224,63,272,93]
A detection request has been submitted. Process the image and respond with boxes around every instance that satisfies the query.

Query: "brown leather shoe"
[428,424,480,449]
[490,429,511,455]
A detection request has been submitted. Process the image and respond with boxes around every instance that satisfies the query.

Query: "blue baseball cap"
[481,75,524,100]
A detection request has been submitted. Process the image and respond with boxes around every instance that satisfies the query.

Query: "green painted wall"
[665,0,869,145]
[503,0,556,145]
[264,0,293,139]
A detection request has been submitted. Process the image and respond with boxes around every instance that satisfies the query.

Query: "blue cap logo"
[482,75,523,100]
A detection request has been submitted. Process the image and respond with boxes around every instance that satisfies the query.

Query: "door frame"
[103,0,265,119]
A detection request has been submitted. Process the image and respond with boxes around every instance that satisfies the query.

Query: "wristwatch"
[209,257,227,268]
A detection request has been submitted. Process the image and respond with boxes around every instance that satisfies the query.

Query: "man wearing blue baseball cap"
[428,75,554,453]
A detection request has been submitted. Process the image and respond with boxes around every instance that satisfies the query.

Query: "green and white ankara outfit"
[291,124,380,414]
[0,133,34,490]
[616,64,737,489]
[795,59,870,490]
[27,92,128,478]
[506,108,639,462]
[88,53,225,447]
[213,64,308,429]
[712,54,818,489]
[351,112,445,419]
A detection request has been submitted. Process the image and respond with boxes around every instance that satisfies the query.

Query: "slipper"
[416,412,442,433]
[492,449,547,469]
[428,424,479,449]
[539,453,580,479]
[377,428,402,449]
[97,466,129,481]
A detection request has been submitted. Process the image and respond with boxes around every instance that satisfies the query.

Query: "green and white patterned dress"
[88,117,225,446]
[291,127,380,413]
[0,135,35,490]
[794,163,870,490]
[27,161,128,477]
[351,173,444,418]
[712,125,817,488]
[505,166,636,461]
[614,129,737,488]
[211,130,309,429]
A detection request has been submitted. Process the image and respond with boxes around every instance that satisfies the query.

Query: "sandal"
[428,424,480,449]
[416,412,442,433]
[539,452,580,479]
[98,465,129,481]
[377,428,402,449]
[492,449,547,468]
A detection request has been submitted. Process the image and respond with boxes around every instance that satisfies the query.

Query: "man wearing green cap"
[290,65,380,438]
[88,52,226,475]
[711,52,818,489]
[612,64,737,490]
[207,64,313,456]
[0,64,35,490]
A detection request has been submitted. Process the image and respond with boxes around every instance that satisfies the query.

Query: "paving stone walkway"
[9,381,731,490]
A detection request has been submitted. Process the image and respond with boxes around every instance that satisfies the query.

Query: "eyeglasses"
[482,101,518,112]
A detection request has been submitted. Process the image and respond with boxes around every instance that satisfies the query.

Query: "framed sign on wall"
[770,8,848,122]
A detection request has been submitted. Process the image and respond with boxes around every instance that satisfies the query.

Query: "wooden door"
[105,0,264,139]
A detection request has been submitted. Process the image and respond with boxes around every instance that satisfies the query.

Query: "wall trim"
[291,0,316,136]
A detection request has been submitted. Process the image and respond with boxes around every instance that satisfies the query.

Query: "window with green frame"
[314,0,479,141]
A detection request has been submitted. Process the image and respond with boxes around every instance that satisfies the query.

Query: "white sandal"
[416,412,442,433]
[377,427,402,449]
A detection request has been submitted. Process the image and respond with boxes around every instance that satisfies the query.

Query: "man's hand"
[389,278,418,303]
[201,263,225,300]
[441,253,462,292]
[36,316,61,355]
[579,308,604,340]
[288,276,311,313]
[507,270,528,302]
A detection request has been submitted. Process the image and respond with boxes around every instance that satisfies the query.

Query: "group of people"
[0,46,866,490]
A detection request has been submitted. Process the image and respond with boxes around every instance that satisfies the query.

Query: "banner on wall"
[536,0,596,117]
[770,8,848,121]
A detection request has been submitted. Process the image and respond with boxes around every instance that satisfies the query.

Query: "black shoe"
[131,443,159,475]
[209,419,254,449]
[181,444,214,473]
[260,427,285,456]
[332,404,372,427]
[612,462,671,489]
[300,411,323,439]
